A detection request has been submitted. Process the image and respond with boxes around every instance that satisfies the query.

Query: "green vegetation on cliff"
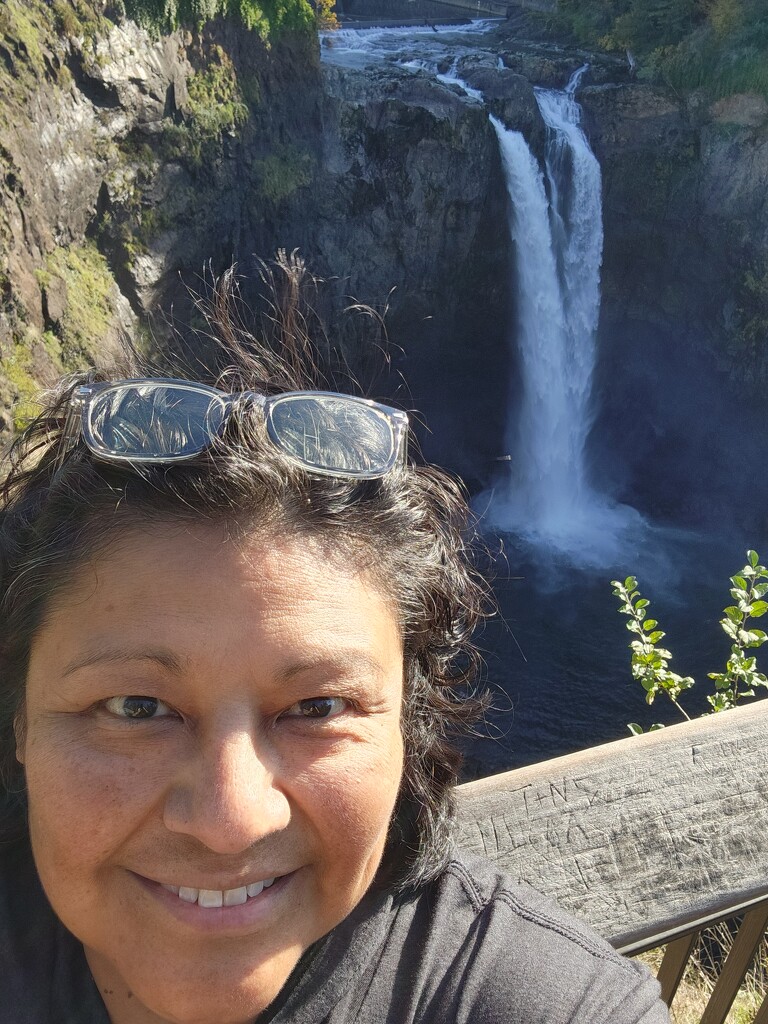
[545,0,768,98]
[253,144,314,203]
[44,243,119,367]
[158,44,250,164]
[120,0,319,38]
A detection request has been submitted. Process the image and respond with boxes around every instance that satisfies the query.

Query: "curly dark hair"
[0,255,489,892]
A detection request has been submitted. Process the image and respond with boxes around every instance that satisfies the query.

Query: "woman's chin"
[85,943,303,1024]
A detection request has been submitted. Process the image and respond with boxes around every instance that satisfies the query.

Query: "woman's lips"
[133,871,294,931]
[161,877,276,908]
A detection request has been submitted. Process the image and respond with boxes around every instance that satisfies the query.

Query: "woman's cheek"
[286,732,404,840]
[24,722,165,856]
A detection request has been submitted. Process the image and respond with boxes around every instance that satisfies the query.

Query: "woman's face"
[18,523,405,1024]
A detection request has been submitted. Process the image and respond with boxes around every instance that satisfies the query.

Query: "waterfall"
[486,66,641,562]
[322,31,644,563]
[490,115,572,522]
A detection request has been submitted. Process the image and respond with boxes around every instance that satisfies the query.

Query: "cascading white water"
[534,67,603,509]
[490,114,572,522]
[486,66,642,561]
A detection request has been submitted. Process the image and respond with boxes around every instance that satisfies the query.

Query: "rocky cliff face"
[0,2,325,430]
[0,4,519,477]
[576,80,768,529]
[301,63,510,477]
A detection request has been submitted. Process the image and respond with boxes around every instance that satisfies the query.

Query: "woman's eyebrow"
[61,644,186,678]
[59,648,397,684]
[279,652,393,684]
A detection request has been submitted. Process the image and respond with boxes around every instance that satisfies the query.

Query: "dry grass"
[636,924,767,1024]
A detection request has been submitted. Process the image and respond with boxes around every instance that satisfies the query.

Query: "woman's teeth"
[162,878,275,907]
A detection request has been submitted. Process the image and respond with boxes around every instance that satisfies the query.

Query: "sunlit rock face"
[0,9,515,476]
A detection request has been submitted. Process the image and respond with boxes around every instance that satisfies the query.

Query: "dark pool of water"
[460,527,768,779]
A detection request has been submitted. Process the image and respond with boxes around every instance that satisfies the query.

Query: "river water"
[321,21,766,776]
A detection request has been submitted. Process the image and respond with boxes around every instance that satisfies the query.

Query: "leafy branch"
[611,550,768,735]
[706,549,768,710]
[611,576,694,733]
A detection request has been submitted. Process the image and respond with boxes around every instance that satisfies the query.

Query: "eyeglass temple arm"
[54,386,94,472]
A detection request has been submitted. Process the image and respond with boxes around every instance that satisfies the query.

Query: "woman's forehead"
[29,521,404,686]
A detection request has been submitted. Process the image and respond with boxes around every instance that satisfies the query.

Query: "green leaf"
[649,723,666,731]
[647,630,664,643]
[642,619,658,631]
[749,549,760,567]
[732,575,748,591]
[740,629,764,646]
[627,722,644,736]
[749,600,768,618]
[724,606,742,624]
[722,620,739,640]
[624,576,637,590]
[708,693,731,712]
[635,599,650,609]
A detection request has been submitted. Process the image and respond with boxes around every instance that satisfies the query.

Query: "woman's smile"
[133,869,296,934]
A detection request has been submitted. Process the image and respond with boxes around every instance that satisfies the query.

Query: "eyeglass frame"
[55,378,410,480]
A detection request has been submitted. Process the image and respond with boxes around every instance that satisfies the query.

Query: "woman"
[0,260,668,1023]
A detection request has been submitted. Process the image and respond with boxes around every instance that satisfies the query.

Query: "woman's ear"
[13,711,26,766]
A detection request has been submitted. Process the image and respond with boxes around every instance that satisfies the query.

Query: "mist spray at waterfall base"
[478,481,655,573]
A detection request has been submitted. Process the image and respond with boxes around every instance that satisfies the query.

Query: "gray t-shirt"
[0,838,668,1022]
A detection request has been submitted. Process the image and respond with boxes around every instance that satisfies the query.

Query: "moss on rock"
[252,144,313,204]
[0,337,41,432]
[44,242,119,368]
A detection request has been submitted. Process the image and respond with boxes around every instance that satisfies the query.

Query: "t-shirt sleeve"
[419,864,671,1024]
[463,929,669,1024]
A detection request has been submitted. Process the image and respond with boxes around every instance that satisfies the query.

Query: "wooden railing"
[455,701,768,1021]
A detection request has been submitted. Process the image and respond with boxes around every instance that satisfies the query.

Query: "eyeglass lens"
[268,395,395,474]
[88,385,227,459]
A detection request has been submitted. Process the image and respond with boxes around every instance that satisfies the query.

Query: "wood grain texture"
[699,903,768,1024]
[454,701,768,950]
[657,934,697,1005]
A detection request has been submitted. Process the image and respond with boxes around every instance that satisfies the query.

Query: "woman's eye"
[283,696,349,720]
[102,696,174,720]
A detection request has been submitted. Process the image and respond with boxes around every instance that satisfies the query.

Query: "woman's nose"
[162,721,291,854]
